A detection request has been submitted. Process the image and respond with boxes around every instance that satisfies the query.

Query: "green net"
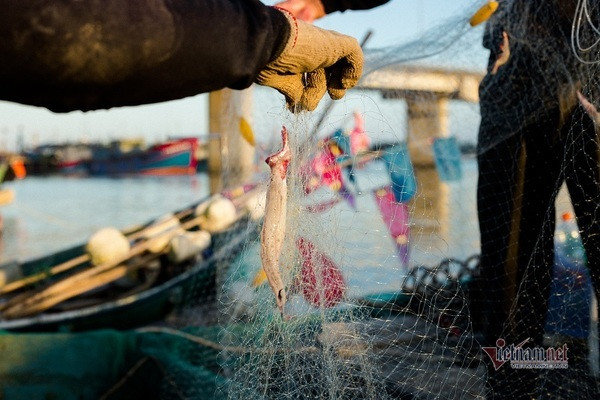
[2,1,600,399]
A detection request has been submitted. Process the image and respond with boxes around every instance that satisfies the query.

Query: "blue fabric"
[382,144,417,203]
[432,137,462,182]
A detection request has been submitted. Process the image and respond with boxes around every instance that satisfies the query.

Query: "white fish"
[260,126,291,314]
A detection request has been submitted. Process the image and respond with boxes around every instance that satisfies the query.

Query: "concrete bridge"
[358,65,486,248]
[358,65,485,166]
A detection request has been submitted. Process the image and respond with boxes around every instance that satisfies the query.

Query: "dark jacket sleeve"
[0,0,290,112]
[321,0,391,14]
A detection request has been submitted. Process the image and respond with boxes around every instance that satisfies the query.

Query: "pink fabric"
[297,238,346,308]
[373,185,411,266]
[349,112,370,155]
[303,146,343,194]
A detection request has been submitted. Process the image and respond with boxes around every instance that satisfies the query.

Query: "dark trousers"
[477,88,600,398]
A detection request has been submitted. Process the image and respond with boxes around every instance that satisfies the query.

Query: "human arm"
[0,0,362,112]
[274,0,390,22]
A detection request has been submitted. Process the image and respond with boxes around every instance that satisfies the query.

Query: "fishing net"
[2,1,600,400]
[151,1,600,399]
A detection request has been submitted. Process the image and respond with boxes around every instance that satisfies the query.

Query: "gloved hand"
[256,8,363,112]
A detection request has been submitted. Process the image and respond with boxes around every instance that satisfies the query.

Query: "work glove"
[256,8,363,112]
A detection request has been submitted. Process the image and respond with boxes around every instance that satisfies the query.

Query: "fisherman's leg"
[478,116,563,399]
[509,125,563,399]
[477,126,528,399]
[475,53,533,344]
[477,132,523,349]
[511,125,563,347]
[505,122,564,399]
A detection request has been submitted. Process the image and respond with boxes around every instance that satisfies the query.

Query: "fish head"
[265,126,291,178]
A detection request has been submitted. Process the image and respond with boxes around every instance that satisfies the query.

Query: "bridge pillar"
[208,88,255,194]
[406,93,449,167]
[404,94,451,266]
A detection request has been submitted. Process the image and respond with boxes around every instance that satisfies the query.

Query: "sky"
[0,0,484,151]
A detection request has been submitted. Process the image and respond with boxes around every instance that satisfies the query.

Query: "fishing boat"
[22,137,207,176]
[86,137,200,176]
[22,143,92,175]
[0,184,262,332]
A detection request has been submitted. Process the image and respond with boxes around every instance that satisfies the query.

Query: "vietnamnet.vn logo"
[482,338,569,370]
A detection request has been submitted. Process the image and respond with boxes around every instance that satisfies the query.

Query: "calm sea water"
[0,174,210,263]
[0,160,482,270]
[1,158,577,299]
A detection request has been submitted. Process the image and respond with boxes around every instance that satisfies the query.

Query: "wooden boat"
[23,137,207,176]
[0,185,262,332]
[86,137,200,176]
[22,143,92,175]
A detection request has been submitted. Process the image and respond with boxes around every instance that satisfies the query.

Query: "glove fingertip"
[341,76,360,90]
[328,88,346,100]
[301,69,327,111]
[299,98,319,112]
[262,73,304,109]
[342,55,363,89]
[287,98,309,113]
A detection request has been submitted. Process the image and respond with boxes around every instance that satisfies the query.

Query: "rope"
[135,326,320,355]
[571,0,600,65]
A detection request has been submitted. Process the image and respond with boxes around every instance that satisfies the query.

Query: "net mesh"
[158,1,600,399]
[3,1,600,399]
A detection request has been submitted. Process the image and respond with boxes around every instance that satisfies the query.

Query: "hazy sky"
[0,0,483,150]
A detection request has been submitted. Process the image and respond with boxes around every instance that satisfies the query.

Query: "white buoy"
[142,214,182,253]
[168,231,212,263]
[86,227,131,266]
[195,196,237,232]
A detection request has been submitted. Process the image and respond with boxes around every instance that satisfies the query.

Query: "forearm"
[0,0,290,112]
[320,0,390,14]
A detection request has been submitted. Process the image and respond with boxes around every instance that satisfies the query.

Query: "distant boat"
[86,137,200,176]
[23,137,207,177]
[23,143,93,175]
